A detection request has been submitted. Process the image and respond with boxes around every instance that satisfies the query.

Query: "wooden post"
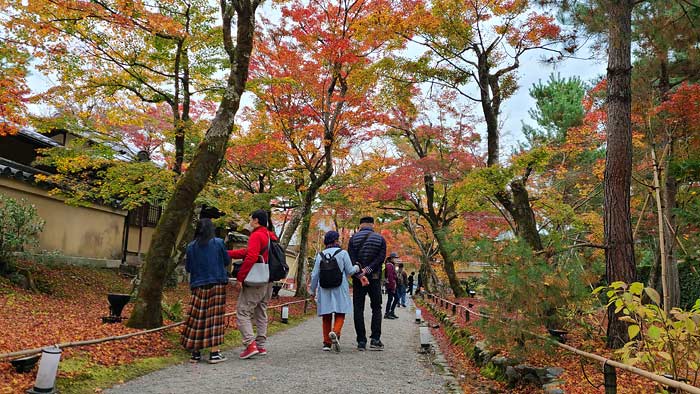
[604,363,617,394]
[452,303,457,315]
[303,300,308,314]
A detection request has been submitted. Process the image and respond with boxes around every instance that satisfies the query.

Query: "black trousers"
[385,289,396,315]
[353,278,382,344]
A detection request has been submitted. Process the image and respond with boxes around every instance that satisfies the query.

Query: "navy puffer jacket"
[348,227,386,278]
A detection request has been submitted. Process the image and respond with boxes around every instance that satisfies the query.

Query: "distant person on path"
[348,216,387,351]
[228,209,276,359]
[383,253,398,320]
[309,230,360,352]
[396,263,408,307]
[407,271,415,296]
[181,218,231,364]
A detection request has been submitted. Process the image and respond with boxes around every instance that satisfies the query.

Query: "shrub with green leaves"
[478,239,602,354]
[598,281,700,387]
[0,194,45,267]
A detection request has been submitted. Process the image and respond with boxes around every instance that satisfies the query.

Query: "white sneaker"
[322,345,331,351]
[329,331,340,353]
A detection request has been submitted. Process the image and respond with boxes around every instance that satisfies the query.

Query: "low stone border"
[417,298,566,393]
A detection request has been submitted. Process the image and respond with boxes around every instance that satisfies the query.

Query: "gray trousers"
[237,282,273,346]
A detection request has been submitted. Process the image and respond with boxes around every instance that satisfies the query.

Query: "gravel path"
[107,296,458,394]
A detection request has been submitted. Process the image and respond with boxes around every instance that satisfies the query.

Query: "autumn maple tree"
[124,0,263,328]
[391,0,570,253]
[248,0,412,296]
[367,87,481,297]
[0,7,30,136]
[10,0,223,174]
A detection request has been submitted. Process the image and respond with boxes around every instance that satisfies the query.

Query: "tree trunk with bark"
[279,208,302,249]
[293,208,312,297]
[476,50,542,253]
[659,56,680,309]
[604,0,636,349]
[432,227,466,297]
[663,140,680,308]
[127,0,261,329]
[495,171,543,251]
[418,257,440,294]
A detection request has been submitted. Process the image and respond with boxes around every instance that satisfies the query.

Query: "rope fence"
[0,298,313,361]
[421,292,700,394]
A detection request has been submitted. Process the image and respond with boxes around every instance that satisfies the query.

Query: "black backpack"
[263,238,289,282]
[318,248,343,288]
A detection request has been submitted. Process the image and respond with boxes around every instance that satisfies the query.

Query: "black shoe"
[389,313,399,319]
[369,339,384,351]
[384,314,391,319]
[189,351,201,363]
[208,351,227,364]
[357,342,366,351]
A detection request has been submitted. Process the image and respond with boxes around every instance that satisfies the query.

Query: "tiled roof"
[0,158,49,182]
[17,127,61,147]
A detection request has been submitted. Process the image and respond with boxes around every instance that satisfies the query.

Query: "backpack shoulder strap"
[331,248,343,257]
[259,234,270,263]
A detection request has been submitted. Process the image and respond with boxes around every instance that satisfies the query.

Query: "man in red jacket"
[229,209,277,359]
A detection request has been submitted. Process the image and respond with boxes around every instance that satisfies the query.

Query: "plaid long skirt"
[180,283,227,351]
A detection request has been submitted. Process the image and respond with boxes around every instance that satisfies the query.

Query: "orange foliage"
[0,260,305,393]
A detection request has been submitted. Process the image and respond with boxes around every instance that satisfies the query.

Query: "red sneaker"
[257,346,267,355]
[239,342,259,359]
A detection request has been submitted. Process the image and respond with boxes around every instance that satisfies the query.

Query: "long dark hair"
[194,218,215,246]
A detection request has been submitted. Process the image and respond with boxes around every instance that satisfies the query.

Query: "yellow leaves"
[628,324,640,339]
[644,287,661,305]
[647,325,661,340]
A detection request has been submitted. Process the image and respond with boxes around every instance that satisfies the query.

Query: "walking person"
[348,216,387,351]
[228,209,276,359]
[396,263,408,307]
[407,271,415,297]
[309,231,360,352]
[384,253,399,320]
[181,218,231,364]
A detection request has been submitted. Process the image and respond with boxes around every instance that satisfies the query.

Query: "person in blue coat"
[310,230,360,352]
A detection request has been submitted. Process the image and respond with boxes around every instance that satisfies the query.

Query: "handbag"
[244,240,270,286]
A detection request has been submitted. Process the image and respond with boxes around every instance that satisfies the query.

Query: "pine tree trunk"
[604,0,636,349]
[127,1,259,329]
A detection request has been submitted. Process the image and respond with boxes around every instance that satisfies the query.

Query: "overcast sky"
[26,4,607,152]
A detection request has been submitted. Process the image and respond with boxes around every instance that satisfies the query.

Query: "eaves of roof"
[0,157,51,183]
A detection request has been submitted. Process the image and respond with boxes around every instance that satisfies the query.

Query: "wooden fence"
[422,293,700,394]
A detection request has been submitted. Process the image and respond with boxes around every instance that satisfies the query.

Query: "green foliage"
[671,155,700,228]
[522,73,586,147]
[511,147,551,174]
[161,299,184,322]
[0,194,45,267]
[638,260,700,311]
[34,139,175,210]
[478,239,602,355]
[456,166,514,211]
[481,362,506,381]
[596,282,700,385]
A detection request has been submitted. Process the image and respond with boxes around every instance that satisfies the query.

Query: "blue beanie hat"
[324,231,340,246]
